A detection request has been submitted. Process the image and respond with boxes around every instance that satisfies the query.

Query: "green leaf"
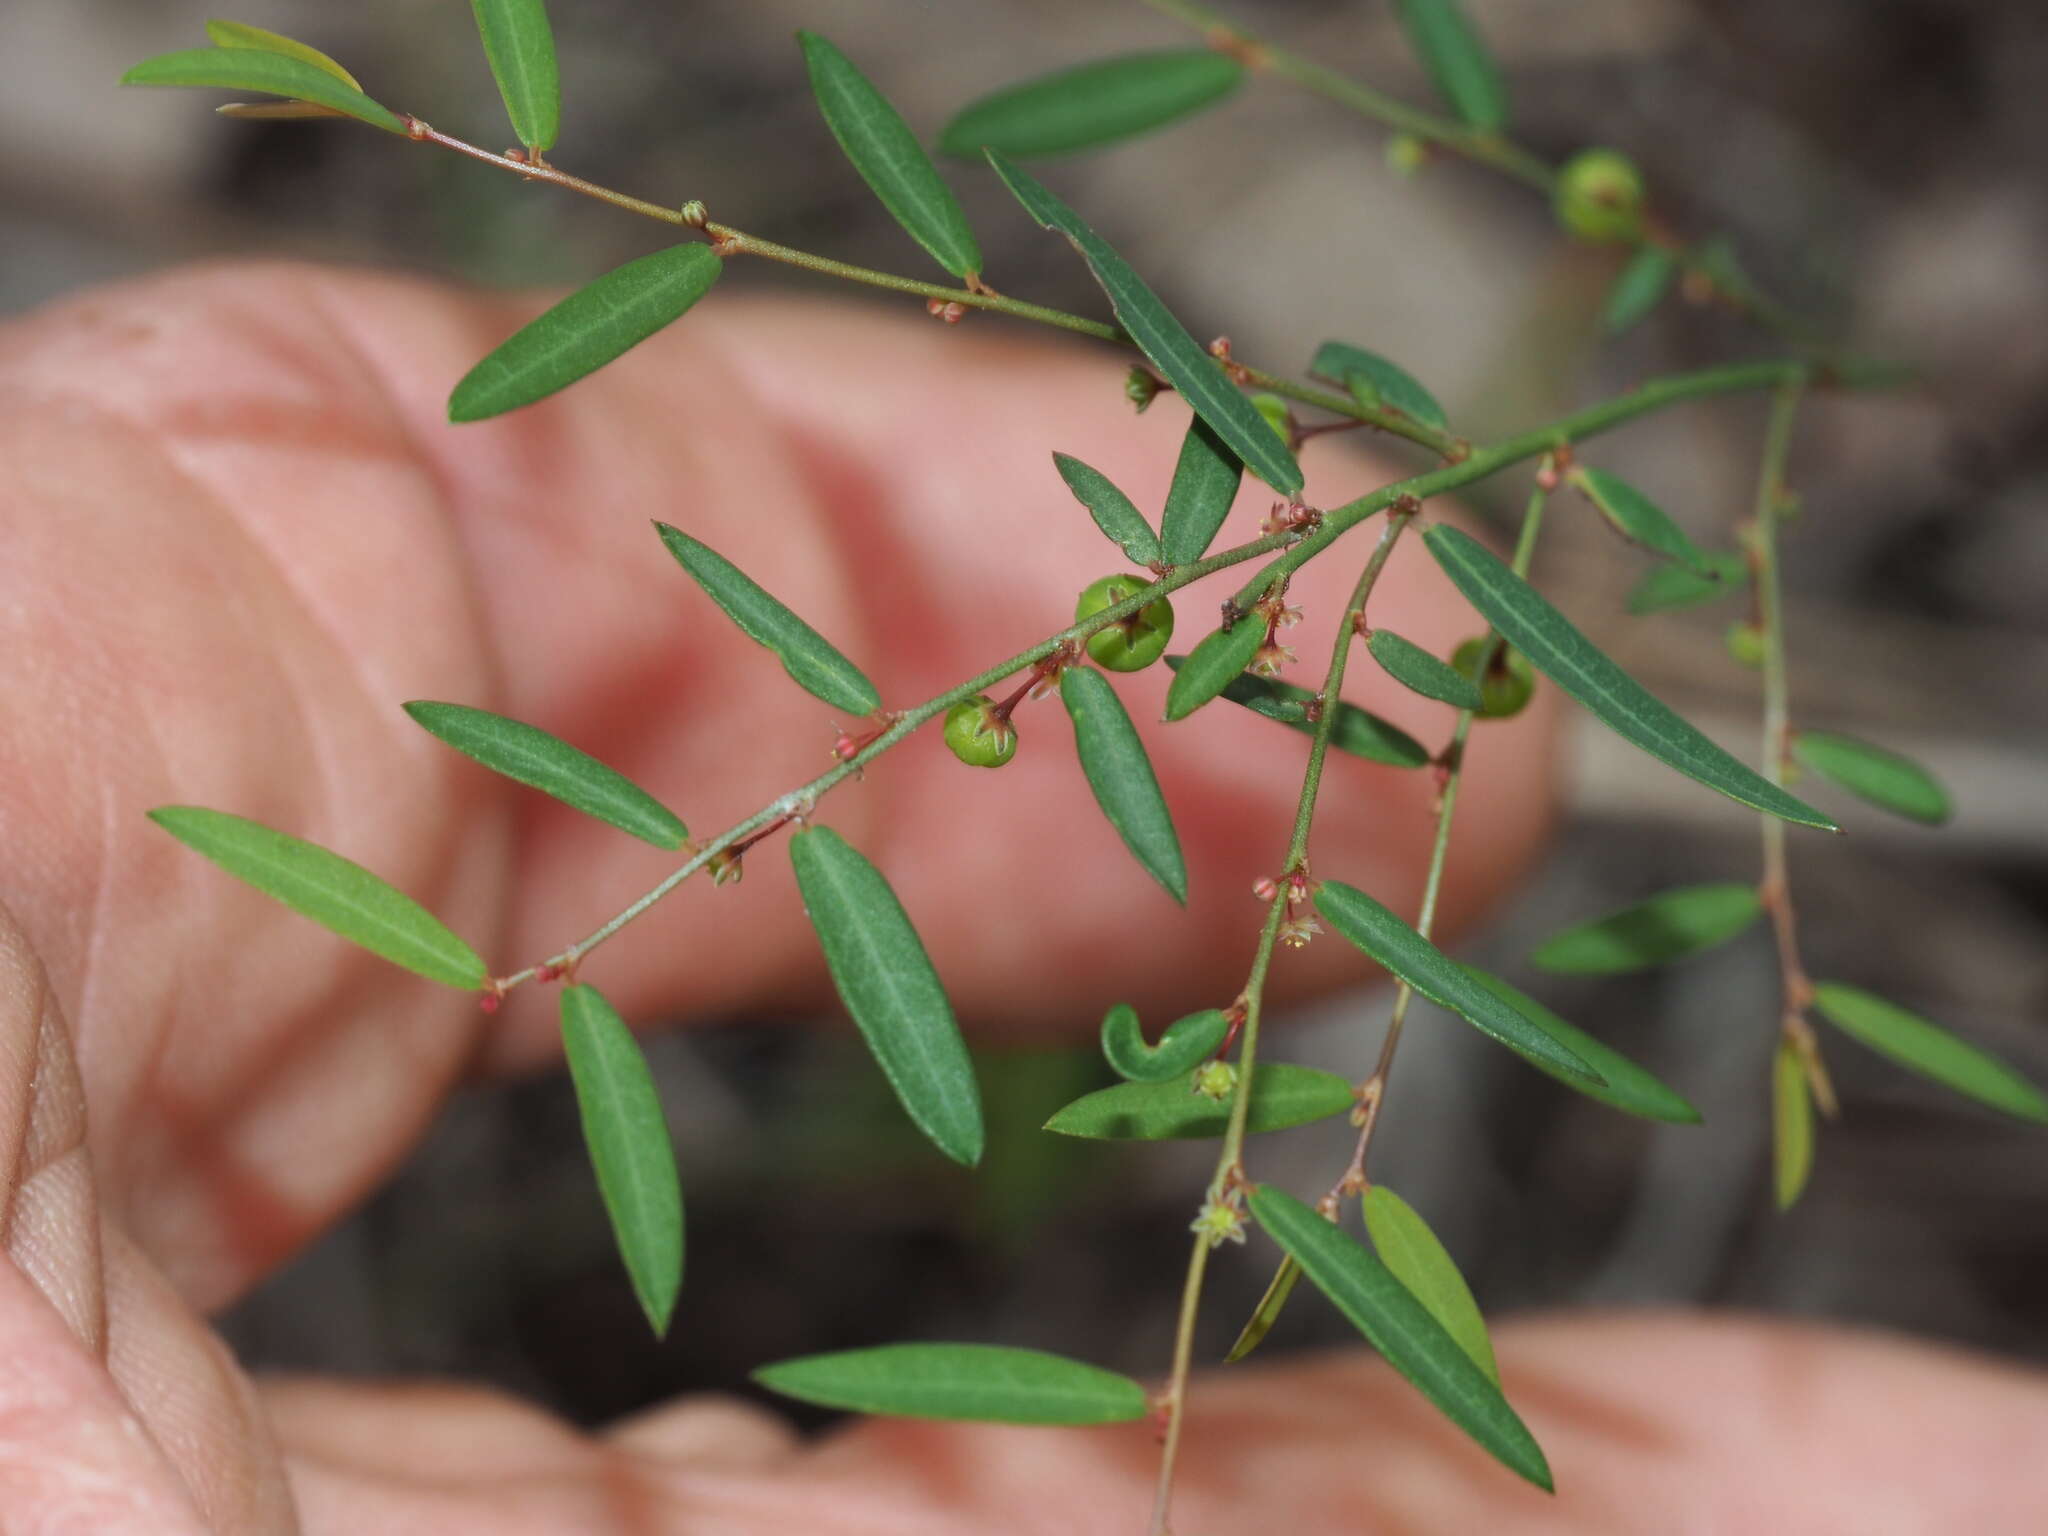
[1811,983,2048,1124]
[1367,628,1484,710]
[1249,1186,1551,1490]
[1792,732,1951,826]
[1099,1004,1229,1084]
[800,31,981,280]
[1460,968,1701,1123]
[1529,883,1762,975]
[1391,0,1508,133]
[1052,453,1161,567]
[1626,551,1747,616]
[559,985,683,1336]
[789,827,983,1166]
[1571,467,1711,573]
[147,807,484,988]
[403,702,687,850]
[1162,621,1266,722]
[939,50,1242,160]
[986,151,1302,495]
[1314,881,1602,1085]
[656,523,880,717]
[1362,1185,1499,1386]
[1159,416,1245,566]
[1225,1256,1304,1362]
[204,20,361,88]
[448,243,722,421]
[753,1343,1147,1426]
[1773,1037,1813,1211]
[1308,341,1449,433]
[1060,668,1187,903]
[1165,660,1433,767]
[122,47,405,134]
[1045,1064,1354,1140]
[1425,525,1836,830]
[469,0,559,154]
[1603,247,1676,335]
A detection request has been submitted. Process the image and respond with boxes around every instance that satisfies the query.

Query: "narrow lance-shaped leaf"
[1044,1065,1354,1140]
[754,1344,1147,1426]
[656,523,881,717]
[1249,1186,1551,1491]
[1061,667,1187,903]
[1811,983,2048,1124]
[147,807,485,988]
[1604,247,1676,335]
[1225,1256,1305,1363]
[560,985,684,1336]
[1052,452,1161,566]
[1571,467,1711,573]
[1309,341,1449,433]
[1425,525,1837,830]
[122,47,405,134]
[987,150,1302,495]
[470,0,560,154]
[1392,0,1509,132]
[1530,883,1762,975]
[789,827,983,1166]
[1792,732,1951,826]
[1099,1004,1229,1083]
[1363,1186,1499,1386]
[800,31,981,280]
[448,244,722,421]
[1627,551,1747,616]
[1162,620,1265,722]
[1166,660,1433,768]
[1461,968,1701,1124]
[1773,1037,1814,1212]
[204,20,361,88]
[1315,881,1603,1085]
[403,702,688,850]
[1159,415,1245,566]
[939,50,1243,160]
[1367,628,1484,710]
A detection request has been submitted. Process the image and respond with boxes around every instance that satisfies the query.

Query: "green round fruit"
[943,695,1016,768]
[1724,620,1767,669]
[1451,637,1537,719]
[1554,148,1646,243]
[1075,574,1175,673]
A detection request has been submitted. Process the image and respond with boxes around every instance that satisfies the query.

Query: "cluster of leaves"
[122,0,2040,1507]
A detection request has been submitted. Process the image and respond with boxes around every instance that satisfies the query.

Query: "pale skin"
[0,264,2043,1533]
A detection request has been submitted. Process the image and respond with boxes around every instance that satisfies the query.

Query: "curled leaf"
[1099,1004,1229,1083]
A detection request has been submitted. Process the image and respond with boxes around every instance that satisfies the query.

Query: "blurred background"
[5,0,2045,1429]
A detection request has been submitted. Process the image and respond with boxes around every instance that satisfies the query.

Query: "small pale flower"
[1190,1199,1248,1249]
[1250,641,1297,678]
[1278,914,1322,949]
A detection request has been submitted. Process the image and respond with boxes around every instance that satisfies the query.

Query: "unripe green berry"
[1125,366,1160,413]
[1724,620,1766,669]
[1451,637,1537,719]
[943,695,1016,768]
[1075,574,1175,673]
[1554,148,1646,244]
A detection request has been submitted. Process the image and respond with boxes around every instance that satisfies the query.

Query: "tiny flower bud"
[1252,875,1281,903]
[1125,367,1161,413]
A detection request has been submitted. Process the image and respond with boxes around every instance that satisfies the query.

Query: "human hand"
[1,265,2041,1533]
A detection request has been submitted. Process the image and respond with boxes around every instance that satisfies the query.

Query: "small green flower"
[1190,1198,1248,1248]
[1193,1060,1238,1102]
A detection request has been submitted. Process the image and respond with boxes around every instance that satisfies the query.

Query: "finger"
[0,263,1553,1304]
[262,1314,2048,1533]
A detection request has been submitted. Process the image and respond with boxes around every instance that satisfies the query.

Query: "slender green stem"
[1135,0,1554,188]
[1148,508,1414,1535]
[1345,475,1551,1180]
[1748,375,1836,1113]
